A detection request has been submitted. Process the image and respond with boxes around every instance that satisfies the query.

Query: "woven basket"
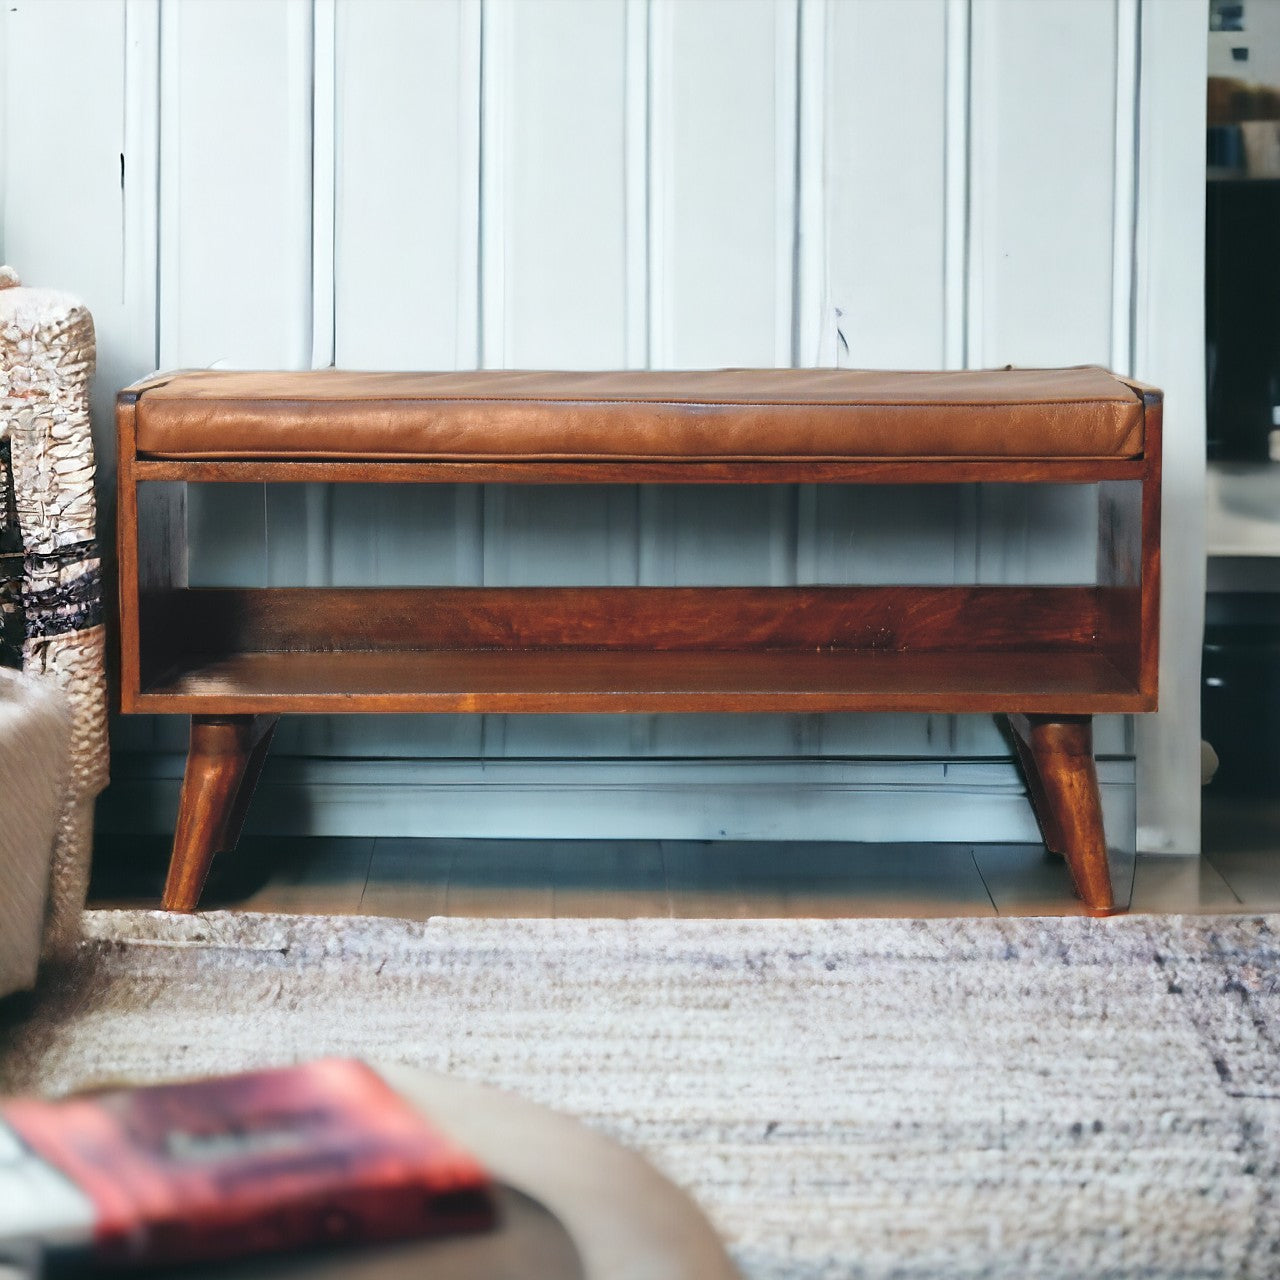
[0,266,108,959]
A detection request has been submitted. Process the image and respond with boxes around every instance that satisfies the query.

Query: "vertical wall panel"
[1133,0,1207,851]
[261,0,333,654]
[485,0,631,369]
[650,0,790,369]
[1,0,163,752]
[119,0,175,753]
[968,0,1118,592]
[479,0,641,758]
[311,0,336,371]
[968,0,1119,367]
[1110,0,1139,381]
[960,0,1124,756]
[943,0,971,371]
[640,0,804,758]
[478,0,637,593]
[802,0,961,758]
[644,0,799,572]
[298,0,485,761]
[330,0,483,612]
[2,0,134,472]
[822,0,949,368]
[794,0,829,369]
[158,0,313,589]
[624,0,650,369]
[334,0,478,370]
[156,0,313,370]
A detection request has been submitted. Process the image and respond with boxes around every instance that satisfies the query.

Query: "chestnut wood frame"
[116,387,1161,917]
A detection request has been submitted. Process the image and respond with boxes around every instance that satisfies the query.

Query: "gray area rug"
[2,909,1279,1279]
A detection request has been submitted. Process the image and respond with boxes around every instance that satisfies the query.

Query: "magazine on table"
[0,1060,496,1277]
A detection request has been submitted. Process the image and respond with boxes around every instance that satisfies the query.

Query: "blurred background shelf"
[1206,460,1280,558]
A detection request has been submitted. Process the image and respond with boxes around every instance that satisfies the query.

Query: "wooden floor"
[88,793,1280,919]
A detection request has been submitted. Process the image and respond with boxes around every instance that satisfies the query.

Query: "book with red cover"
[0,1059,496,1271]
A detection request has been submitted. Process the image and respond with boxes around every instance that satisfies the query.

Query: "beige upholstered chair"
[0,666,69,995]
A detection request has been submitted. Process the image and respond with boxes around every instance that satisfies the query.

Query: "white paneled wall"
[0,0,1206,851]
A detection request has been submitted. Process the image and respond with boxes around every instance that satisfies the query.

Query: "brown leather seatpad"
[133,366,1145,462]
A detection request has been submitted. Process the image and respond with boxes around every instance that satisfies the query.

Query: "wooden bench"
[116,367,1161,916]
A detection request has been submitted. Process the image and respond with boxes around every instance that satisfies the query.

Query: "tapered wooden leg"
[1007,714,1119,917]
[1008,721,1066,855]
[216,716,279,855]
[163,715,276,912]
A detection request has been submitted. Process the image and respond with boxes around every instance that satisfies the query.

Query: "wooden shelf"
[133,647,1147,716]
[133,456,1147,486]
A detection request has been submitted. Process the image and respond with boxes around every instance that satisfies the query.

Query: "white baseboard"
[98,755,1137,850]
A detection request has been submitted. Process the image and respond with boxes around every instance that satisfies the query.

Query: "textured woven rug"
[2,909,1279,1279]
